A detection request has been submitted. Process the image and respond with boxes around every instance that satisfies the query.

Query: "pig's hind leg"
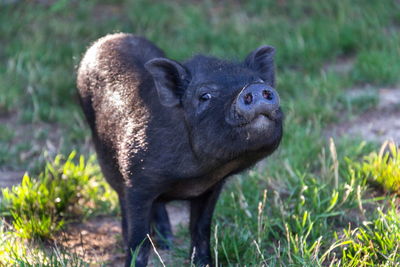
[124,189,154,267]
[119,194,129,247]
[151,201,173,249]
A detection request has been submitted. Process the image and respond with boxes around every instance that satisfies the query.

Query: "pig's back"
[77,33,164,117]
[77,33,164,125]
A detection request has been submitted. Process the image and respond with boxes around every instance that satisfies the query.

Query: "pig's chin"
[247,114,272,131]
[243,115,276,140]
[238,114,282,150]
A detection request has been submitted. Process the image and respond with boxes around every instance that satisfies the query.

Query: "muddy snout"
[236,83,280,121]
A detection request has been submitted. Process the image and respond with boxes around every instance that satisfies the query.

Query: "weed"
[357,141,400,194]
[339,200,400,266]
[0,151,118,240]
[0,218,89,266]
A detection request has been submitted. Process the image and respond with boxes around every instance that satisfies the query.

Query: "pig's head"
[145,46,283,162]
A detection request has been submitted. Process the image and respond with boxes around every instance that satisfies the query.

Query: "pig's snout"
[236,83,280,121]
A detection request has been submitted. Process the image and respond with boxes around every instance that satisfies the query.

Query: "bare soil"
[57,202,190,266]
[329,87,400,143]
[0,171,25,189]
[58,217,125,266]
[324,59,400,144]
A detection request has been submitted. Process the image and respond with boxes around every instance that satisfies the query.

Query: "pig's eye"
[199,93,212,102]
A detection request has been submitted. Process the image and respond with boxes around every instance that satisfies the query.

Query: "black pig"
[77,33,283,267]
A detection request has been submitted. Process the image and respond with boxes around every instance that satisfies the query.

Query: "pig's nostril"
[244,93,253,105]
[262,90,274,101]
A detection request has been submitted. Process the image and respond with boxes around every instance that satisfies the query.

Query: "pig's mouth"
[249,113,271,125]
[241,114,275,132]
[232,109,282,129]
[234,111,283,151]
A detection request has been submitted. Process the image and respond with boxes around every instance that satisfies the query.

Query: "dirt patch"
[324,59,400,144]
[378,88,400,109]
[333,110,400,143]
[58,217,125,266]
[330,87,400,143]
[57,202,190,266]
[0,171,25,189]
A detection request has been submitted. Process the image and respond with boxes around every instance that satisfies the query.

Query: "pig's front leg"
[189,181,224,267]
[124,188,156,267]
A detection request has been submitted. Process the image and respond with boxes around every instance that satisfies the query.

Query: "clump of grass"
[0,218,89,266]
[339,200,400,266]
[0,151,118,240]
[358,141,400,194]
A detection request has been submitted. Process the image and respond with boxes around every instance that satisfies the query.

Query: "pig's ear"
[145,58,190,107]
[245,46,275,87]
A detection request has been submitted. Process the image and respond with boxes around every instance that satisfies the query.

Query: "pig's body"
[77,33,283,267]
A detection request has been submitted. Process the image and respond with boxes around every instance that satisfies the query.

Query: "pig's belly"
[163,177,222,199]
[162,159,244,199]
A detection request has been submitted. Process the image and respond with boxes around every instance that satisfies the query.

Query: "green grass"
[352,47,400,86]
[212,140,368,266]
[338,200,400,266]
[0,151,118,240]
[0,218,89,266]
[0,0,400,266]
[357,141,400,194]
